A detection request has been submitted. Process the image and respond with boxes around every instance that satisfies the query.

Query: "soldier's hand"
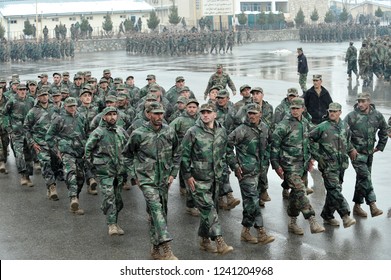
[186,177,196,192]
[167,176,174,188]
[234,166,243,180]
[349,149,358,161]
[232,91,237,96]
[275,167,284,179]
[32,143,41,153]
[307,159,315,172]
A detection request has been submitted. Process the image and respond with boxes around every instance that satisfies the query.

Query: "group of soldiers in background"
[299,23,376,43]
[126,29,249,56]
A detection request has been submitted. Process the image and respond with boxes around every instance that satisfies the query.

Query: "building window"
[69,17,76,21]
[241,2,262,12]
[120,15,127,18]
[86,16,93,20]
[52,18,59,22]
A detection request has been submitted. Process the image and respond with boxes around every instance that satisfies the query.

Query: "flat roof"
[0,0,154,17]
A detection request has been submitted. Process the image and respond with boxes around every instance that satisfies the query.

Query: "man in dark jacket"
[297,47,308,93]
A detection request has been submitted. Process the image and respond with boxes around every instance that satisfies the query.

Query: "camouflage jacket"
[181,118,227,182]
[4,95,35,134]
[343,104,388,155]
[227,119,270,177]
[0,95,9,133]
[234,96,252,112]
[77,105,100,134]
[234,101,273,129]
[24,102,60,147]
[169,111,198,142]
[272,98,290,131]
[124,85,140,107]
[85,120,129,177]
[345,45,357,62]
[122,122,180,185]
[203,72,237,98]
[216,102,237,134]
[90,110,132,132]
[45,110,88,157]
[309,119,352,171]
[271,114,312,173]
[165,86,196,104]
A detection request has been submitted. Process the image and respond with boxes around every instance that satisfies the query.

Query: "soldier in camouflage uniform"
[61,72,73,90]
[344,92,388,218]
[203,64,237,100]
[227,103,275,245]
[170,98,199,215]
[137,74,166,103]
[167,96,187,124]
[309,102,356,228]
[24,90,62,200]
[271,97,325,235]
[0,87,9,173]
[181,103,234,255]
[345,42,359,80]
[297,47,308,93]
[125,75,140,107]
[234,84,252,112]
[37,73,51,91]
[85,107,129,236]
[69,74,83,98]
[358,40,372,87]
[122,102,180,260]
[4,83,35,187]
[46,97,88,215]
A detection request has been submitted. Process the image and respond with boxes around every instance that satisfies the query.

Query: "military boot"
[369,202,383,217]
[309,216,325,234]
[257,227,275,245]
[160,242,178,260]
[108,224,119,236]
[323,218,340,226]
[186,207,200,217]
[240,227,258,244]
[200,237,218,253]
[34,162,42,173]
[87,178,98,195]
[342,214,356,228]
[282,189,290,199]
[69,197,84,215]
[151,245,162,260]
[20,175,28,186]
[47,184,59,201]
[306,187,314,195]
[0,161,6,173]
[260,190,271,201]
[26,176,34,187]
[215,236,233,255]
[226,192,240,210]
[288,217,304,235]
[218,196,227,210]
[353,203,368,217]
[116,224,125,235]
[179,187,187,196]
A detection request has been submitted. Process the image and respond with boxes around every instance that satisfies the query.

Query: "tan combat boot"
[34,162,42,172]
[160,241,178,260]
[342,214,356,228]
[87,178,98,195]
[47,184,59,201]
[288,217,304,235]
[215,236,233,255]
[308,216,325,234]
[20,175,28,186]
[26,176,34,187]
[260,190,271,201]
[108,224,119,236]
[282,189,290,199]
[240,227,258,244]
[369,202,383,217]
[116,224,125,235]
[323,218,340,226]
[151,245,162,260]
[69,197,84,215]
[200,237,218,253]
[353,203,368,217]
[257,227,275,245]
[226,192,240,210]
[218,196,228,210]
[0,161,6,173]
[306,187,314,195]
[186,207,200,217]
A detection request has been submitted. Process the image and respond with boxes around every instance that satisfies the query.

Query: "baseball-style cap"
[60,87,69,94]
[103,69,111,74]
[105,95,117,103]
[85,71,92,76]
[147,101,165,113]
[216,64,223,69]
[37,90,49,97]
[79,89,92,97]
[52,91,62,97]
[186,98,199,106]
[250,87,263,94]
[116,84,126,90]
[209,85,222,92]
[117,93,128,101]
[62,71,70,76]
[99,78,109,84]
[64,97,77,106]
[74,74,82,80]
[17,83,27,90]
[328,102,342,111]
[29,80,38,86]
[12,80,20,85]
[287,88,299,97]
[176,76,185,82]
[149,84,161,92]
[146,74,156,80]
[145,93,158,101]
[179,86,190,93]
[200,103,216,112]
[0,78,7,83]
[357,92,371,100]
[114,77,123,84]
[88,77,97,83]
[217,89,229,98]
[240,84,251,92]
[38,73,48,78]
[126,75,134,80]
[290,97,305,109]
[53,72,61,77]
[177,96,188,104]
[313,74,322,81]
[297,47,303,51]
[102,106,117,115]
[246,103,262,114]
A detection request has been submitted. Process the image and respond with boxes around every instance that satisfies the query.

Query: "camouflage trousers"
[239,175,264,228]
[10,133,33,175]
[320,169,351,220]
[192,180,222,239]
[384,64,391,81]
[257,164,269,196]
[219,163,234,197]
[97,175,124,225]
[62,153,85,198]
[284,171,315,219]
[179,169,196,208]
[351,154,376,205]
[298,73,308,92]
[347,60,358,76]
[35,144,62,188]
[140,183,172,246]
[0,131,9,162]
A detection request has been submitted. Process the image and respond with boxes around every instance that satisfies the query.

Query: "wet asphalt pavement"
[0,40,390,261]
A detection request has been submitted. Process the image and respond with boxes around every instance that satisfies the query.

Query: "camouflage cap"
[186,98,199,106]
[88,77,97,83]
[240,84,251,92]
[29,80,38,86]
[312,74,322,81]
[103,69,111,74]
[179,86,190,93]
[77,71,85,76]
[105,95,117,103]
[74,74,82,80]
[250,87,263,94]
[11,80,20,85]
[145,93,158,101]
[216,64,223,69]
[146,101,165,113]
[102,106,117,115]
[200,103,216,112]
[146,74,156,80]
[85,71,92,76]
[12,73,19,79]
[79,89,92,97]
[290,97,305,109]
[217,89,229,98]
[0,78,7,83]
[209,85,223,92]
[38,73,48,78]
[176,76,185,82]
[114,77,123,84]
[37,90,49,97]
[53,72,61,77]
[177,96,188,104]
[62,71,70,76]
[64,97,77,106]
[52,91,62,97]
[287,87,299,96]
[60,87,69,94]
[116,84,126,90]
[126,75,134,80]
[17,83,27,90]
[246,103,262,114]
[297,47,303,51]
[328,102,342,111]
[357,92,371,100]
[149,84,161,92]
[99,78,109,84]
[117,93,128,101]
